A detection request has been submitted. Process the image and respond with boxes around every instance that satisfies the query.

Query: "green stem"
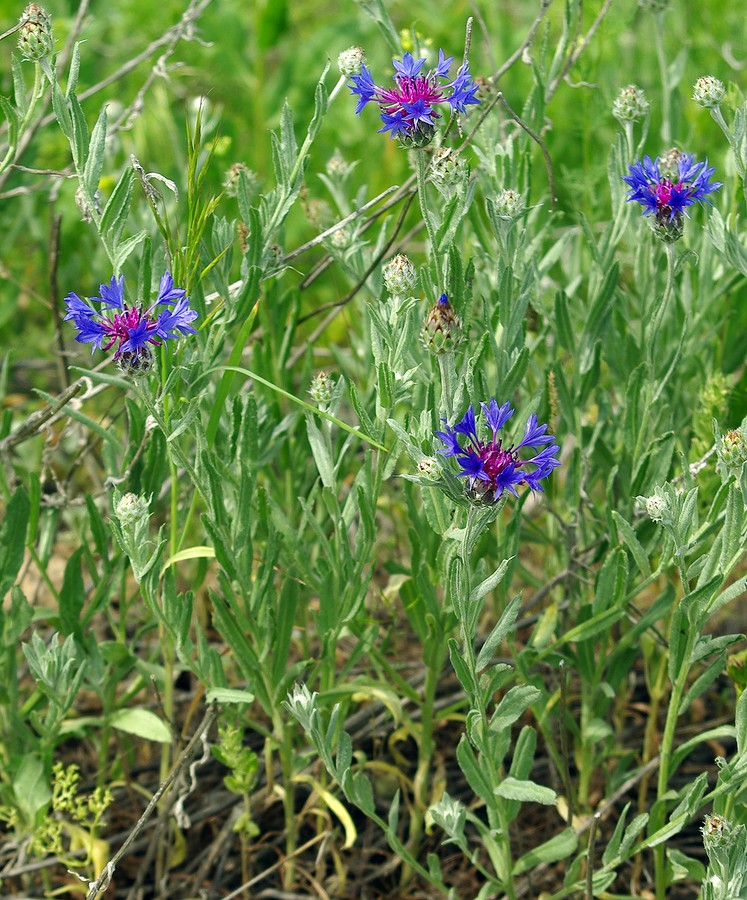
[437,352,455,422]
[652,12,671,147]
[647,241,676,372]
[415,151,442,286]
[0,62,44,176]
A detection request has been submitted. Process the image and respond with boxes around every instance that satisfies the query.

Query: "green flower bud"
[382,254,417,297]
[717,427,747,470]
[637,486,672,523]
[421,293,464,354]
[114,492,151,531]
[693,76,726,109]
[493,188,524,219]
[17,4,53,61]
[337,46,366,76]
[309,371,334,407]
[417,456,441,479]
[612,84,650,122]
[430,147,468,189]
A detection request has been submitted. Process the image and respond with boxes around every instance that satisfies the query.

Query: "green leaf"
[512,827,577,874]
[13,755,50,828]
[0,488,29,599]
[59,547,84,640]
[83,105,107,198]
[489,684,541,734]
[162,546,216,574]
[611,510,651,577]
[495,776,557,805]
[0,96,19,151]
[476,593,522,672]
[205,688,256,705]
[456,734,494,806]
[109,708,172,743]
[100,167,135,254]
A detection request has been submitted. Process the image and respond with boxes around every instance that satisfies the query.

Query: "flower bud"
[421,293,464,354]
[325,152,354,181]
[114,493,151,531]
[417,457,441,479]
[493,188,524,219]
[430,147,468,189]
[309,371,334,407]
[382,254,417,297]
[337,46,366,76]
[17,4,53,61]
[612,84,650,122]
[693,75,726,109]
[637,487,671,523]
[658,147,684,182]
[717,428,747,470]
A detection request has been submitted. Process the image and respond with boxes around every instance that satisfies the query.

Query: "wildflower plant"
[2,0,747,898]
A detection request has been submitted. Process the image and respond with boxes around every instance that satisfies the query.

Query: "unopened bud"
[338,46,366,76]
[693,76,725,109]
[717,427,747,469]
[637,487,671,523]
[115,493,150,530]
[17,4,53,61]
[417,457,440,479]
[309,371,334,407]
[493,189,524,219]
[430,147,468,189]
[612,84,650,122]
[421,293,464,354]
[383,254,417,297]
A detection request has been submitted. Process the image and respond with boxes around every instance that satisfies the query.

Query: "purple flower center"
[479,441,517,479]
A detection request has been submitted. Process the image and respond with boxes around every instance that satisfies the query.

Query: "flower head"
[64,271,197,370]
[622,152,721,241]
[421,293,463,354]
[349,49,480,146]
[436,400,560,502]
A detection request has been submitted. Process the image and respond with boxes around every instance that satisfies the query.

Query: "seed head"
[17,4,53,61]
[693,75,726,109]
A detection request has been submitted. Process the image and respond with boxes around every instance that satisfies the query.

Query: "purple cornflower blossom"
[436,400,560,502]
[64,271,197,371]
[622,152,721,240]
[349,49,480,146]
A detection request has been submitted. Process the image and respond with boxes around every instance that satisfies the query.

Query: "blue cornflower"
[436,400,560,501]
[349,49,480,146]
[622,152,721,233]
[64,271,197,371]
